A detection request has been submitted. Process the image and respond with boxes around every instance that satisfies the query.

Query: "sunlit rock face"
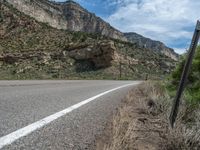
[5,0,126,41]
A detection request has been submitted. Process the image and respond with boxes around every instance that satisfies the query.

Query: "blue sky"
[55,0,200,54]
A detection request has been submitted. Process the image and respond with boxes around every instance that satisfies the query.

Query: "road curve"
[0,80,141,150]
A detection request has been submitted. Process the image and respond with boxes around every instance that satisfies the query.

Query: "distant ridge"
[124,32,179,60]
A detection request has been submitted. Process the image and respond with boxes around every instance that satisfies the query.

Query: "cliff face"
[60,1,126,40]
[5,0,126,40]
[124,32,179,60]
[5,0,67,29]
[5,0,178,60]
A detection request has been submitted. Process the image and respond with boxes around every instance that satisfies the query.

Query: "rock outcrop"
[68,41,115,68]
[0,40,116,68]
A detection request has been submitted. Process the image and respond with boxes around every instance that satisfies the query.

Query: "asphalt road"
[0,80,141,150]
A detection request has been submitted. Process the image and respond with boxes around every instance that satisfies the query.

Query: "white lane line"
[0,83,138,149]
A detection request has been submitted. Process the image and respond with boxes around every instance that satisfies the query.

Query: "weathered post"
[169,20,200,128]
[145,73,148,81]
[119,61,122,79]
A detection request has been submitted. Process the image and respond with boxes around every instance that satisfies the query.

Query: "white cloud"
[105,0,200,53]
[174,48,187,54]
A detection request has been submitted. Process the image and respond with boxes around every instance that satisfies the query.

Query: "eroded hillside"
[0,1,175,80]
[3,0,179,60]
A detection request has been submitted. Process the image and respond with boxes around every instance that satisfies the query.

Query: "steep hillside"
[0,1,175,80]
[4,0,178,60]
[124,32,179,60]
[5,0,126,40]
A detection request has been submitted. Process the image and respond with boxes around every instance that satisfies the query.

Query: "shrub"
[170,46,200,103]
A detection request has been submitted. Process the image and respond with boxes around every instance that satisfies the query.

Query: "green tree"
[170,46,200,103]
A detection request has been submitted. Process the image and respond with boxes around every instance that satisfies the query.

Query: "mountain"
[5,0,178,60]
[124,32,179,60]
[0,0,176,80]
[5,0,126,41]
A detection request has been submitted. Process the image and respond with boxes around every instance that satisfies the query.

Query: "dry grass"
[96,82,200,150]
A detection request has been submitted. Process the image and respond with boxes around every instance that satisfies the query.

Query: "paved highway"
[0,80,141,150]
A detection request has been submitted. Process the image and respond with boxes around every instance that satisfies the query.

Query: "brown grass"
[96,82,200,150]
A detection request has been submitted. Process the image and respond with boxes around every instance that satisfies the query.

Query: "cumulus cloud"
[106,0,200,53]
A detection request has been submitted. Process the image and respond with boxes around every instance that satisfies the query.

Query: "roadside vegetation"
[96,82,200,150]
[96,47,200,149]
[167,46,200,104]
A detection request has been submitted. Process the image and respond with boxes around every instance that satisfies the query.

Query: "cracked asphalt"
[0,80,140,150]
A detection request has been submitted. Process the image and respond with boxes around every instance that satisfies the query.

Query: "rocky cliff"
[124,32,179,60]
[5,0,126,40]
[4,0,178,60]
